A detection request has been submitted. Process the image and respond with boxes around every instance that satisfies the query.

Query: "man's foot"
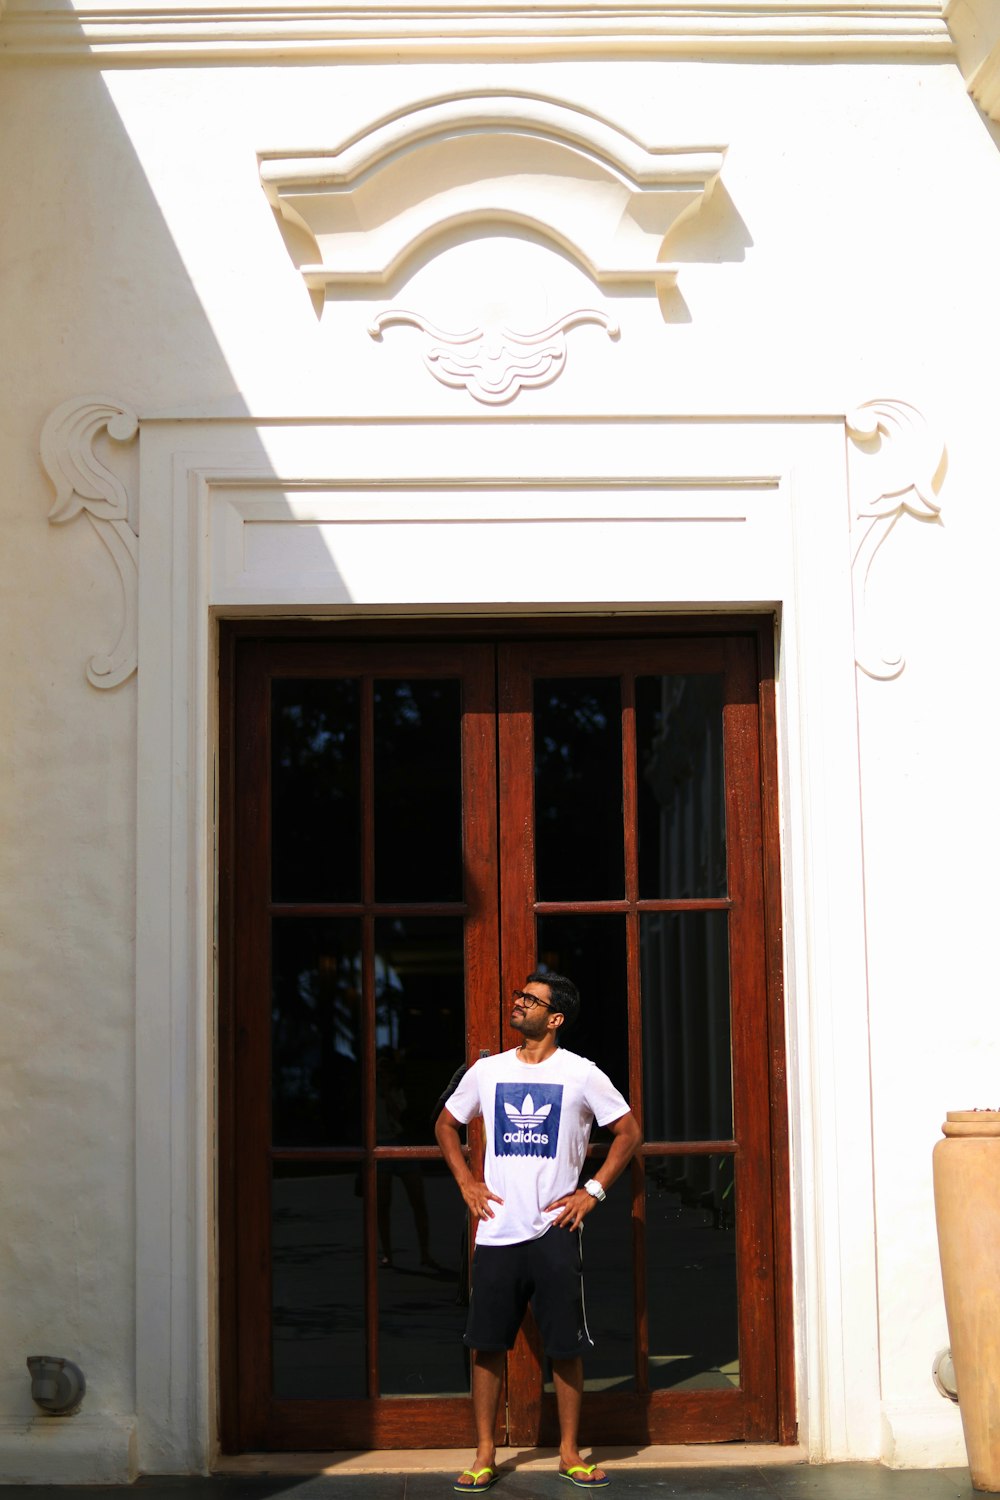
[557,1458,609,1489]
[453,1463,499,1492]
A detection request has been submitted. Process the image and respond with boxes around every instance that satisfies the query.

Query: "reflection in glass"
[272,1162,365,1398]
[378,1162,470,1396]
[535,915,629,1107]
[272,919,363,1147]
[374,918,466,1145]
[646,1155,738,1391]
[271,678,361,903]
[636,675,726,899]
[534,678,624,900]
[641,912,732,1143]
[374,680,463,902]
[544,1176,635,1395]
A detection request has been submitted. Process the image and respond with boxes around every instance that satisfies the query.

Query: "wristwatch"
[583,1178,606,1202]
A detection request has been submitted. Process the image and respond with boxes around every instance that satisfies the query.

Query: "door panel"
[226,641,499,1450]
[220,626,790,1452]
[498,638,775,1445]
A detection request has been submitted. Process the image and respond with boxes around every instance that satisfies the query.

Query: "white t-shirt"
[444,1047,631,1247]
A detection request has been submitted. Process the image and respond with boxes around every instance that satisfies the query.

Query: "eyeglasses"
[511,988,554,1012]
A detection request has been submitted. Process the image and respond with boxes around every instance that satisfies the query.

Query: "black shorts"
[464,1226,594,1360]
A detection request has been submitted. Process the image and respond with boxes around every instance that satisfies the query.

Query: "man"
[435,972,642,1493]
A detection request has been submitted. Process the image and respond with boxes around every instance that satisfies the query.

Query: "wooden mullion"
[620,673,647,1395]
[641,1140,739,1156]
[534,898,732,914]
[360,677,379,1400]
[268,901,468,918]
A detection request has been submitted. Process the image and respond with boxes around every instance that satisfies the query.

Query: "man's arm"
[544,1109,643,1230]
[435,1105,504,1222]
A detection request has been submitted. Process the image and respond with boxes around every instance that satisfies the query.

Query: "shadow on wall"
[0,1,291,1477]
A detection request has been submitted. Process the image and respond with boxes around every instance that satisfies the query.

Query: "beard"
[511,1009,549,1040]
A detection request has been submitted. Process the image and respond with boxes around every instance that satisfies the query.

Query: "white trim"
[131,413,881,1471]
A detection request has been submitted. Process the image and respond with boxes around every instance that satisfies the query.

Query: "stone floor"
[0,1465,982,1498]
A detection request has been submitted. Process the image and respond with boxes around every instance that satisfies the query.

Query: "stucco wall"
[2,19,999,1478]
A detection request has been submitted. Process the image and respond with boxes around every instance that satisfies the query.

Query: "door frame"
[126,411,882,1473]
[216,614,794,1451]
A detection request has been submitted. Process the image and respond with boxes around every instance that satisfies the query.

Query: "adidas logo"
[503,1094,552,1128]
[503,1093,551,1144]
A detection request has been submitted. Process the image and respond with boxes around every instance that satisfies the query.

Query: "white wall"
[1,14,998,1478]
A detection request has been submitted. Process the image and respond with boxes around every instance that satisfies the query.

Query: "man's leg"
[551,1357,606,1483]
[459,1347,504,1484]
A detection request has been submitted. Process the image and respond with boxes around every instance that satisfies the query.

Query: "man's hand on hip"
[462,1181,504,1220]
[544,1189,598,1231]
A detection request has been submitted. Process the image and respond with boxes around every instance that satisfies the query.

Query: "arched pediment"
[260,92,726,290]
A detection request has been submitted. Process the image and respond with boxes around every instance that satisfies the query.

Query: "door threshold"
[214,1445,808,1476]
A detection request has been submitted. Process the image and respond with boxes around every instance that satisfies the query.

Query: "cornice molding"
[261,94,725,293]
[0,4,953,63]
[369,307,620,403]
[41,396,140,690]
[847,398,945,682]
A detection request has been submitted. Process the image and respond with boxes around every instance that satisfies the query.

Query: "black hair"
[526,969,580,1030]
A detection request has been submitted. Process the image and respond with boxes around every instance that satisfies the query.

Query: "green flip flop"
[454,1467,500,1492]
[558,1465,610,1488]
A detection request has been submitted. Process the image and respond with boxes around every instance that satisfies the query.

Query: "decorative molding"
[0,5,953,63]
[41,396,140,690]
[261,94,725,293]
[847,399,945,681]
[369,307,619,404]
[969,42,1000,121]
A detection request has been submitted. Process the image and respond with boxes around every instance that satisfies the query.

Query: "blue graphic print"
[494,1081,563,1158]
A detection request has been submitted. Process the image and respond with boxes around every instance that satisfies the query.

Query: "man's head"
[510,970,580,1042]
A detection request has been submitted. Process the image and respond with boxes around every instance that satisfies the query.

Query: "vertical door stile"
[722,636,776,1440]
[234,644,275,1447]
[496,644,546,1446]
[620,672,649,1399]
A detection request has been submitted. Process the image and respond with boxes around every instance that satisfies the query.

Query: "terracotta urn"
[933,1110,1000,1492]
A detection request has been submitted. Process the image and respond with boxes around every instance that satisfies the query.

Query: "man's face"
[511,980,556,1040]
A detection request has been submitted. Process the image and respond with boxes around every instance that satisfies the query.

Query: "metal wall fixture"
[26,1356,86,1415]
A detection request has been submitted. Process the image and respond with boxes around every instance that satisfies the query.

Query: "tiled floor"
[0,1467,981,1499]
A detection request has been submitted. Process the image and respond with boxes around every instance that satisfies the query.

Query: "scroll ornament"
[41,397,140,689]
[369,308,620,405]
[847,399,945,681]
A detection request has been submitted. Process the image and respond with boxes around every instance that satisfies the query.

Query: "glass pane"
[646,1155,738,1391]
[374,679,463,902]
[640,912,732,1142]
[378,1161,471,1396]
[374,917,466,1145]
[272,918,363,1147]
[535,915,629,1107]
[272,1162,365,1398]
[636,675,726,899]
[271,678,361,903]
[534,678,624,900]
[544,1171,635,1395]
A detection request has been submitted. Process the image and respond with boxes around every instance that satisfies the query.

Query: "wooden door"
[219,623,792,1452]
[497,637,787,1444]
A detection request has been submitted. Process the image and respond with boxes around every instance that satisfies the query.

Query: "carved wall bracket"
[847,399,945,681]
[369,307,619,403]
[261,93,726,295]
[41,396,140,690]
